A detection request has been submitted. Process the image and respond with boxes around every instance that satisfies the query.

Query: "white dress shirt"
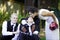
[12,24,20,40]
[2,21,20,36]
[27,22,34,36]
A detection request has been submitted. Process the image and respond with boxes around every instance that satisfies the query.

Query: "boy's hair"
[11,13,17,17]
[28,7,38,13]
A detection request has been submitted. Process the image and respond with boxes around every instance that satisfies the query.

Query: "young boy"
[18,17,36,40]
[2,13,19,40]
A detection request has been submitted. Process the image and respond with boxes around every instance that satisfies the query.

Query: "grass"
[40,36,46,40]
[40,29,46,40]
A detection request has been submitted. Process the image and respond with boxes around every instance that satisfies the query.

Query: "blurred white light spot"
[8,1,11,6]
[10,5,13,9]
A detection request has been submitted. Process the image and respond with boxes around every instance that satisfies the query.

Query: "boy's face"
[11,14,18,24]
[27,17,33,23]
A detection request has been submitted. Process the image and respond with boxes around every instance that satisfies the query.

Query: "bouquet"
[49,22,58,31]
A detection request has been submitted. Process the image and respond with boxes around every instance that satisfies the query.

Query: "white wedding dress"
[38,9,59,40]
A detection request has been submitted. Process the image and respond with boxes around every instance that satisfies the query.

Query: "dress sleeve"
[38,9,49,20]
